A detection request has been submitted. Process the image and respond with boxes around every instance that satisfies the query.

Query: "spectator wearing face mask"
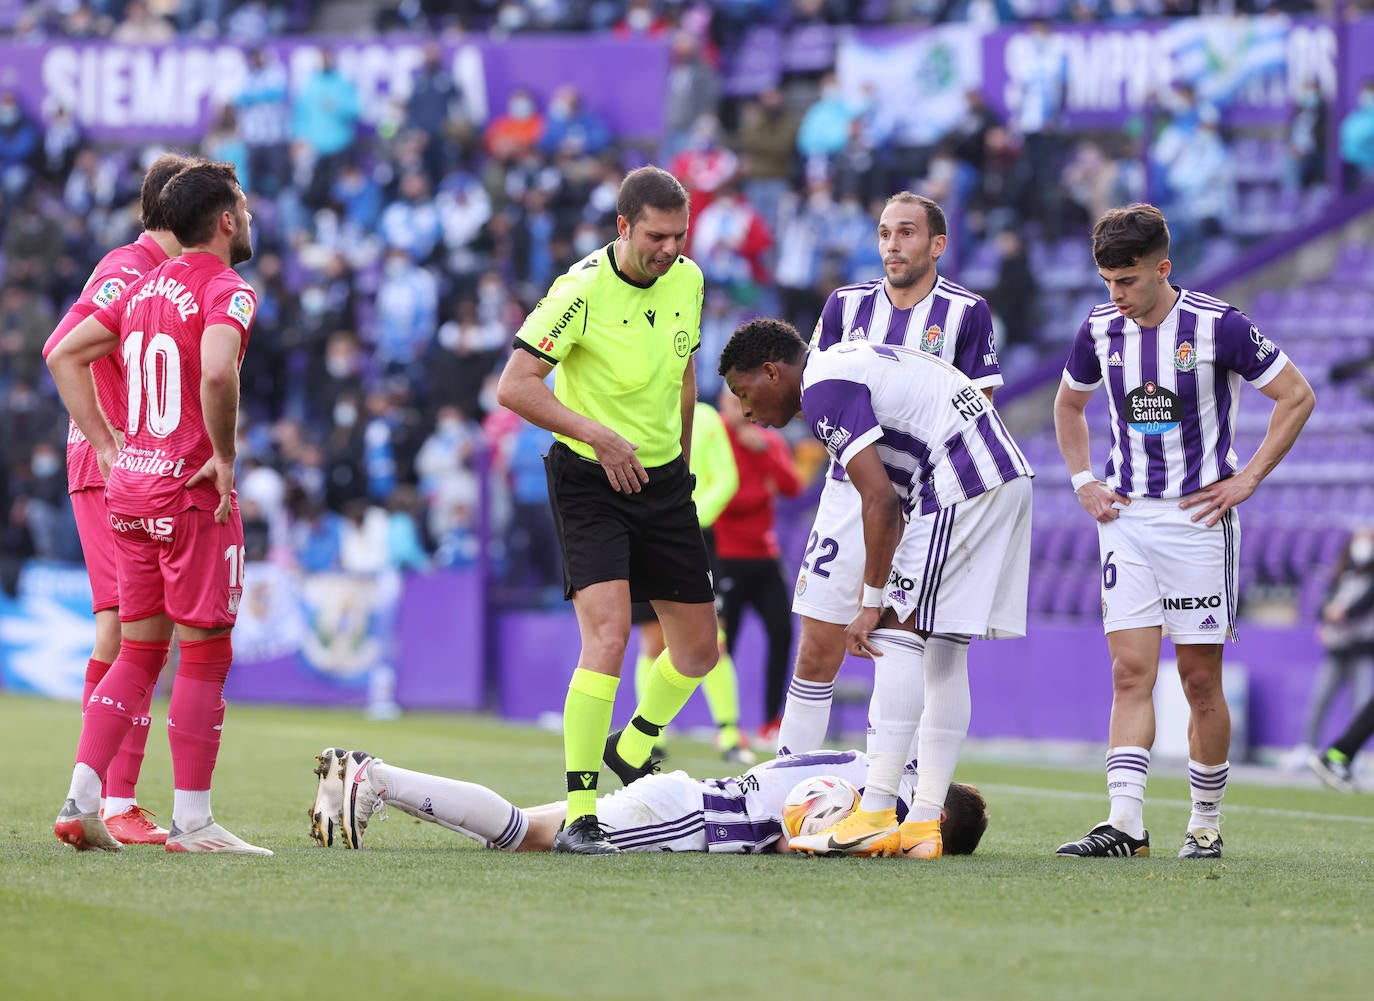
[1339,80,1374,189]
[484,88,545,164]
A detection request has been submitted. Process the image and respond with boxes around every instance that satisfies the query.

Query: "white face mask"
[334,403,358,428]
[32,452,61,478]
[1352,536,1374,566]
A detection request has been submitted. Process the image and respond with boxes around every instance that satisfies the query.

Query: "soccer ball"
[781,775,861,839]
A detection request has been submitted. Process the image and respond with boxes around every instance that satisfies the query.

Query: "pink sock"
[168,635,232,792]
[106,672,160,800]
[76,640,168,780]
[82,658,111,710]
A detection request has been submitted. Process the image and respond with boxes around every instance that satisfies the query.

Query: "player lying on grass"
[309,747,988,856]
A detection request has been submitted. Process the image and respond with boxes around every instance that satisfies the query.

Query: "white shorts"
[597,771,707,852]
[791,475,866,624]
[886,476,1032,638]
[1097,495,1239,643]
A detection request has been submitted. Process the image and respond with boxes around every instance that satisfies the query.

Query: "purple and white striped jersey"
[812,275,1002,481]
[800,342,1033,517]
[812,275,1003,391]
[1062,288,1289,499]
[700,749,914,853]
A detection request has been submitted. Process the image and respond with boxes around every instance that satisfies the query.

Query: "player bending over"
[308,747,988,857]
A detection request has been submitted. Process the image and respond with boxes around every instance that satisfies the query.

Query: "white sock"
[775,676,833,755]
[372,762,529,851]
[103,796,137,819]
[1187,760,1228,832]
[910,633,971,823]
[172,789,212,833]
[860,630,924,813]
[1105,746,1150,840]
[66,762,102,814]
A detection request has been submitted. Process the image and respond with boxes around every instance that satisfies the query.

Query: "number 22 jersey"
[93,253,257,517]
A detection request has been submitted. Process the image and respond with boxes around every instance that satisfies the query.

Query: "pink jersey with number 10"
[92,252,256,518]
[42,232,172,494]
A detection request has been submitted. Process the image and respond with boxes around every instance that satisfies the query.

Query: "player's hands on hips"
[846,606,884,659]
[96,445,119,481]
[1179,474,1256,527]
[188,455,236,523]
[1076,480,1127,523]
[589,428,649,494]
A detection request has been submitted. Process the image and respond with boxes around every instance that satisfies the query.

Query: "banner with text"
[0,35,668,143]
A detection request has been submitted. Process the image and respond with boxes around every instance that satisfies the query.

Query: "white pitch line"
[981,783,1374,825]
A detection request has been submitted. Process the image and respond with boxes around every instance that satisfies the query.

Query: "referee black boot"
[551,815,621,855]
[603,728,662,786]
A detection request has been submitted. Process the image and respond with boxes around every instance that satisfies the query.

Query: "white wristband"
[862,584,884,608]
[1071,470,1097,492]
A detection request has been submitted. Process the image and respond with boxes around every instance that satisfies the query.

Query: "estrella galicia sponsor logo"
[1162,594,1221,610]
[90,277,126,308]
[921,324,945,353]
[814,416,851,454]
[1174,340,1197,372]
[673,330,690,357]
[109,514,175,540]
[1125,381,1180,434]
[1250,325,1275,361]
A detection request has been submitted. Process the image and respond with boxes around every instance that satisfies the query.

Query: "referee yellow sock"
[564,668,619,821]
[616,651,701,766]
[701,639,741,750]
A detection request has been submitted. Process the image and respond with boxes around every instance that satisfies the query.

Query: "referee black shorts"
[544,440,715,605]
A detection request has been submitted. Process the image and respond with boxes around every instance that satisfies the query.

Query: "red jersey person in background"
[48,160,270,855]
[712,386,802,740]
[41,152,188,846]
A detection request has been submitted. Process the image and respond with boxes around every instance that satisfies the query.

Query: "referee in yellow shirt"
[496,166,719,854]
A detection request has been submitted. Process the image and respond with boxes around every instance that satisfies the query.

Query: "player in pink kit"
[41,152,188,846]
[47,161,269,855]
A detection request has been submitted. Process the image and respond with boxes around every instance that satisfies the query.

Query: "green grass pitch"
[5,691,1373,1001]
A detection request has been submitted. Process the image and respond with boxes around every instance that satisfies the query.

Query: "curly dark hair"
[941,782,989,856]
[139,153,193,233]
[717,317,807,378]
[1092,203,1170,270]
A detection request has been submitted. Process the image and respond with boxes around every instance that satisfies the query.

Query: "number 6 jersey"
[93,253,256,517]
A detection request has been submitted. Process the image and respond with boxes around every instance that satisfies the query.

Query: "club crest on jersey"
[1125,381,1181,435]
[920,324,945,354]
[795,569,807,597]
[91,277,126,308]
[1174,340,1197,372]
[227,290,255,327]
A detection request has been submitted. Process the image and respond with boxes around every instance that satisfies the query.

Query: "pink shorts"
[72,488,119,613]
[110,506,245,630]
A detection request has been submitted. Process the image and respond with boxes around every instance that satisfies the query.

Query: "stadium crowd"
[0,0,1369,599]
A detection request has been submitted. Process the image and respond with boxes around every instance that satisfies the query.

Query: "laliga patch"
[227,290,255,328]
[90,277,126,308]
[1125,381,1180,435]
